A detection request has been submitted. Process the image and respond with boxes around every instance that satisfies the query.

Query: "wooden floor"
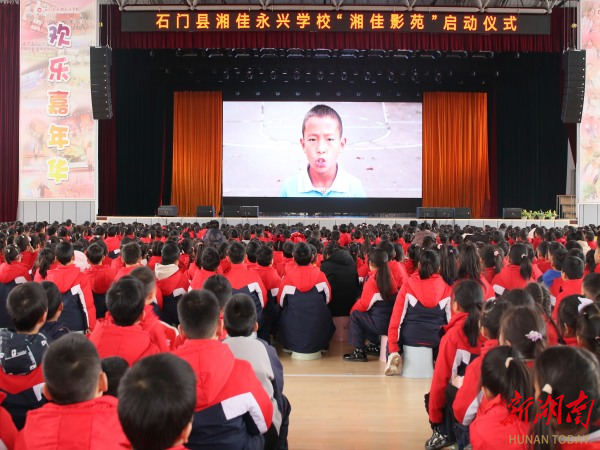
[280,339,433,450]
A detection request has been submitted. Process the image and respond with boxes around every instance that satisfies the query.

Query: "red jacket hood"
[406,274,451,308]
[442,311,485,348]
[174,339,236,409]
[0,262,30,284]
[283,265,324,292]
[89,320,158,365]
[46,265,83,293]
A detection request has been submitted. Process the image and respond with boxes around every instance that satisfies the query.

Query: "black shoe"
[424,428,453,450]
[365,342,380,356]
[343,348,367,362]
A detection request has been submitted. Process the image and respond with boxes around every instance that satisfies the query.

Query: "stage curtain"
[171,92,223,217]
[0,3,19,221]
[423,92,490,218]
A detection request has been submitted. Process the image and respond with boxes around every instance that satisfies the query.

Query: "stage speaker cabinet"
[195,205,215,217]
[158,205,178,217]
[223,205,241,217]
[240,206,259,217]
[435,208,454,219]
[561,49,586,124]
[454,208,472,219]
[502,208,522,219]
[90,46,113,120]
[416,207,436,219]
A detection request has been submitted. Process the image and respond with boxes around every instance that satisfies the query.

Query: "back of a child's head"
[227,241,246,264]
[55,241,74,266]
[106,276,145,326]
[199,247,219,272]
[549,243,567,271]
[508,243,532,280]
[583,272,600,301]
[453,279,483,347]
[523,282,552,317]
[177,289,220,339]
[118,353,196,450]
[161,241,180,266]
[129,266,156,300]
[202,274,232,310]
[7,282,48,332]
[101,356,129,398]
[501,288,535,308]
[480,298,510,340]
[121,242,141,265]
[224,293,257,337]
[562,255,585,280]
[302,104,342,137]
[282,241,294,258]
[558,295,590,338]
[499,306,546,360]
[40,281,62,320]
[256,245,274,267]
[293,241,312,266]
[85,243,105,265]
[577,303,600,359]
[245,240,261,264]
[418,249,440,280]
[479,245,503,273]
[43,333,102,405]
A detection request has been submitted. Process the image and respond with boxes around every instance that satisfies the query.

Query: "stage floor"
[99,216,572,229]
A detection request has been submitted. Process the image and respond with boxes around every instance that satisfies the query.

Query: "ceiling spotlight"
[270,70,277,80]
[295,91,301,96]
[315,91,321,96]
[255,91,261,96]
[336,91,341,97]
[356,92,362,97]
[364,72,371,81]
[246,68,253,80]
[317,70,324,81]
[435,73,442,83]
[293,70,300,81]
[275,91,281,96]
[223,69,230,80]
[341,71,348,81]
[388,71,395,81]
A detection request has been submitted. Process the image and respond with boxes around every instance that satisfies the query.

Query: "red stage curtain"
[0,4,19,221]
[422,92,490,218]
[171,92,223,216]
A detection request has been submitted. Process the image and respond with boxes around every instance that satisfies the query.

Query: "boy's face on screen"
[301,116,346,180]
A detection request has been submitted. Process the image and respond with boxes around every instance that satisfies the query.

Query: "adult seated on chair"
[277,242,335,354]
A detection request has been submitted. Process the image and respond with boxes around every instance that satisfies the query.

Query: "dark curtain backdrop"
[0,3,19,221]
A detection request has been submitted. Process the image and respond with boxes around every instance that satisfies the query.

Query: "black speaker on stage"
[561,49,586,124]
[454,208,471,219]
[502,208,522,219]
[158,205,178,217]
[90,47,113,120]
[240,206,259,217]
[436,208,454,219]
[223,205,241,217]
[195,205,215,217]
[416,208,436,219]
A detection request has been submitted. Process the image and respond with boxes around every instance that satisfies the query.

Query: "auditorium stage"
[99,216,573,229]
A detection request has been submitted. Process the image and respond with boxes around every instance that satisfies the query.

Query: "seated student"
[344,248,397,362]
[552,255,585,320]
[224,242,267,336]
[250,246,282,341]
[469,346,533,450]
[479,245,503,285]
[386,250,452,376]
[577,303,600,361]
[0,245,32,329]
[540,242,567,289]
[15,333,129,449]
[583,272,600,302]
[83,243,116,319]
[0,392,17,450]
[45,241,96,332]
[101,356,129,398]
[424,280,484,450]
[244,241,261,271]
[378,240,407,291]
[89,276,160,365]
[223,294,291,450]
[31,247,57,282]
[0,283,49,429]
[118,353,196,450]
[190,247,220,290]
[491,243,535,296]
[277,242,335,354]
[533,346,600,448]
[39,281,69,341]
[455,243,495,301]
[113,241,143,282]
[558,295,593,347]
[155,242,190,326]
[320,242,360,317]
[535,241,552,274]
[523,282,562,347]
[104,225,122,257]
[173,290,273,450]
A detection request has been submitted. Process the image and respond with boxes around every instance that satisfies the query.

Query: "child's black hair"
[202,274,232,310]
[121,242,141,265]
[479,245,503,276]
[524,282,563,344]
[227,241,246,264]
[129,266,156,300]
[508,243,532,280]
[368,248,395,302]
[418,250,440,280]
[106,276,145,327]
[161,241,180,266]
[558,294,586,339]
[85,243,105,265]
[245,240,261,264]
[577,303,600,360]
[453,279,483,347]
[40,281,62,320]
[293,242,312,266]
[7,282,48,332]
[480,298,511,339]
[438,244,458,286]
[101,356,130,398]
[583,272,600,301]
[32,247,55,280]
[256,245,274,267]
[177,289,220,339]
[562,255,585,280]
[224,293,257,337]
[499,306,546,360]
[55,241,74,266]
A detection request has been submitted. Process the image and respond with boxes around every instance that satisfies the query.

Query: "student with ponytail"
[553,255,585,320]
[499,306,547,363]
[491,243,535,296]
[424,280,484,450]
[343,248,398,362]
[470,346,534,450]
[533,346,600,449]
[31,247,56,282]
[438,244,459,286]
[480,245,504,284]
[558,295,594,347]
[577,303,600,361]
[524,282,563,346]
[456,243,495,301]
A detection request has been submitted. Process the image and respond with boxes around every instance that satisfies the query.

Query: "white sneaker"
[385,352,401,376]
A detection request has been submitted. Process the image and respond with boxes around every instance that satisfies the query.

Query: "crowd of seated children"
[173,290,273,450]
[0,283,49,429]
[0,246,32,328]
[223,294,291,450]
[278,242,335,354]
[15,333,130,449]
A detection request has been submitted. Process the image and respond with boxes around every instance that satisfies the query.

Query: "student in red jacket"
[118,353,196,450]
[0,392,17,450]
[89,276,160,365]
[491,243,534,296]
[456,243,495,301]
[379,240,406,290]
[146,241,164,272]
[424,280,485,450]
[15,333,130,449]
[173,290,273,450]
[0,246,32,329]
[84,243,116,319]
[45,241,96,332]
[190,247,221,290]
[386,250,452,376]
[113,242,143,282]
[553,255,585,320]
[480,245,503,285]
[344,248,397,362]
[469,346,533,450]
[577,303,600,361]
[155,242,190,326]
[251,246,282,341]
[558,295,592,347]
[532,347,600,449]
[31,247,56,283]
[536,241,553,274]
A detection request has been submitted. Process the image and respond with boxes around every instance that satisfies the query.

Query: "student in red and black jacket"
[173,291,273,450]
[250,245,282,341]
[45,241,96,332]
[386,250,452,377]
[83,243,116,319]
[0,246,32,329]
[155,242,190,326]
[491,243,535,296]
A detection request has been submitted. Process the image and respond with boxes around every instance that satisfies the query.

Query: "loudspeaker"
[436,208,454,219]
[223,205,241,217]
[454,208,472,219]
[90,46,113,120]
[195,205,215,217]
[561,50,586,124]
[502,208,522,219]
[240,206,259,217]
[416,208,436,219]
[157,205,178,217]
